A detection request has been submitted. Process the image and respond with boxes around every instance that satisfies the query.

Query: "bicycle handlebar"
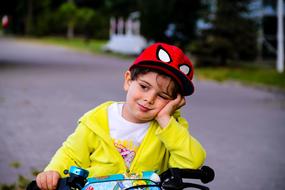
[159,166,215,190]
[26,166,215,190]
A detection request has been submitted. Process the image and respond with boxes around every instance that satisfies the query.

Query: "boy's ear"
[123,70,132,91]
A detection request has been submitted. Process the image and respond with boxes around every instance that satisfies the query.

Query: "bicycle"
[27,165,214,190]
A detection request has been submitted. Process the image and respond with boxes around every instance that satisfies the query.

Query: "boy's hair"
[130,67,181,98]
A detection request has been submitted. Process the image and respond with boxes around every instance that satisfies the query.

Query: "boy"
[36,43,206,190]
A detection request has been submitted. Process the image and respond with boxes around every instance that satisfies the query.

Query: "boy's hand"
[156,94,186,128]
[36,171,60,190]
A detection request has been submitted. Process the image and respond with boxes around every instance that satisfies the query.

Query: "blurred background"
[1,1,285,190]
[0,0,283,65]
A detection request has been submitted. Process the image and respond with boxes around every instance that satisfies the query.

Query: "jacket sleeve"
[155,112,206,169]
[44,122,95,177]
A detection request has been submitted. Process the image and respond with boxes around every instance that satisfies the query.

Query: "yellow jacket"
[45,101,206,177]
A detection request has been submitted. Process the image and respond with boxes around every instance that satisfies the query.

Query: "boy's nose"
[144,92,156,105]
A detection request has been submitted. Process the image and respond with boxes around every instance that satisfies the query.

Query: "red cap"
[130,43,194,96]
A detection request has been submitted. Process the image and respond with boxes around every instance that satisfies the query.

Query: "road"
[0,37,285,190]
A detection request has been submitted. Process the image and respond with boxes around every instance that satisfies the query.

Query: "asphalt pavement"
[0,37,285,190]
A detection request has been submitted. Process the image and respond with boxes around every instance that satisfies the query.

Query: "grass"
[19,36,132,59]
[19,36,106,53]
[195,63,285,91]
[16,36,285,92]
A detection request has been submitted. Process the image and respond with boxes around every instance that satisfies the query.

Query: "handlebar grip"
[178,166,215,184]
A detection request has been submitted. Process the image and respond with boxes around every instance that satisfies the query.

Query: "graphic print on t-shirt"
[113,139,139,168]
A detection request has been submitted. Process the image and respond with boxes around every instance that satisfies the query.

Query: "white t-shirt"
[108,102,150,168]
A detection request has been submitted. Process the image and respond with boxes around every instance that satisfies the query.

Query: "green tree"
[77,8,104,40]
[77,8,95,36]
[138,0,174,41]
[138,0,202,50]
[33,0,54,36]
[104,0,138,17]
[1,0,67,35]
[57,0,78,38]
[191,0,258,65]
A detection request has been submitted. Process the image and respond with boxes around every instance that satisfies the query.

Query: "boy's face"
[122,71,175,123]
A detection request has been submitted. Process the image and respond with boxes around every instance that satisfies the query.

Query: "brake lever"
[161,168,184,190]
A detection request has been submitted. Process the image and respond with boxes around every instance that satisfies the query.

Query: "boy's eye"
[140,84,148,90]
[158,94,172,100]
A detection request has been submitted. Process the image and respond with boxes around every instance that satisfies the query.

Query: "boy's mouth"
[137,103,151,112]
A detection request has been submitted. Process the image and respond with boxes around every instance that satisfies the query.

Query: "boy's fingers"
[174,94,185,109]
[47,173,53,190]
[36,174,41,188]
[38,173,48,190]
[171,94,181,106]
[43,175,49,190]
[179,96,186,107]
[36,171,59,190]
[52,173,60,189]
[36,173,45,190]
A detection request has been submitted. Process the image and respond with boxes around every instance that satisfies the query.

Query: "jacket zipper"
[129,122,155,172]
